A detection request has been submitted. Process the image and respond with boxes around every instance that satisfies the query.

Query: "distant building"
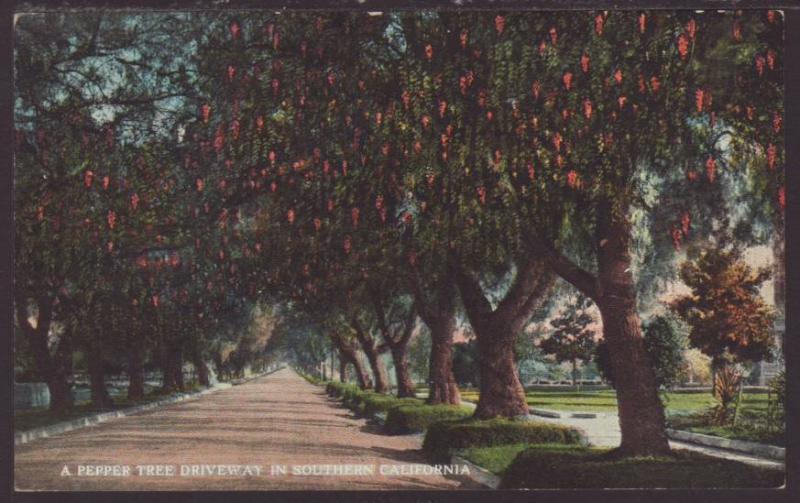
[757,316,784,386]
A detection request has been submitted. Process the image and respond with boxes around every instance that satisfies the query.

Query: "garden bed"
[423,418,586,462]
[500,445,785,489]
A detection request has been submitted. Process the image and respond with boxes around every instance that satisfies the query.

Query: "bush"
[298,372,326,385]
[596,315,687,389]
[325,381,359,398]
[384,404,473,435]
[359,393,424,416]
[500,445,784,489]
[423,418,586,462]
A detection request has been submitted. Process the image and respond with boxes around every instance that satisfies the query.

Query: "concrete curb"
[528,407,602,419]
[451,454,500,489]
[666,428,785,461]
[15,382,234,446]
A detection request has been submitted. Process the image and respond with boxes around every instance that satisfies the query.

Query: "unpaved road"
[15,368,477,491]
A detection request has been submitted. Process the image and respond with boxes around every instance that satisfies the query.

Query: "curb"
[15,382,233,446]
[529,407,602,419]
[666,428,785,461]
[451,454,500,489]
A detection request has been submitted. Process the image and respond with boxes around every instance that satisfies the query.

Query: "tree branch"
[528,239,600,301]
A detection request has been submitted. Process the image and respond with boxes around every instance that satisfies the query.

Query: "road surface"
[15,368,477,491]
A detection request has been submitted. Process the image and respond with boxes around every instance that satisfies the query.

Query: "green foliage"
[384,403,473,435]
[423,418,586,462]
[667,409,783,447]
[325,381,360,398]
[768,370,785,419]
[538,294,597,383]
[458,443,530,475]
[500,446,784,489]
[595,315,687,389]
[452,339,480,387]
[358,393,424,416]
[670,245,775,364]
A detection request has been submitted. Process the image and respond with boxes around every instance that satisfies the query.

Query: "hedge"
[359,393,424,416]
[384,404,474,435]
[325,381,360,398]
[423,418,586,462]
[500,445,785,489]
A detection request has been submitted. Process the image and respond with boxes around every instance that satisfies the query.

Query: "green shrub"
[423,418,586,461]
[500,445,784,489]
[299,373,326,385]
[325,381,359,398]
[359,393,424,416]
[384,404,473,435]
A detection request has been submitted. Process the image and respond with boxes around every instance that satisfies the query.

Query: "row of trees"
[15,10,783,458]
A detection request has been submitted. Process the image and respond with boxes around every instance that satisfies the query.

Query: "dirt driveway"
[15,368,477,491]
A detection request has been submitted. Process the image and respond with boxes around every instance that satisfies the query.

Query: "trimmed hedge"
[359,393,424,416]
[500,445,785,489]
[423,418,586,462]
[384,404,473,435]
[325,381,360,398]
[324,382,424,418]
[298,373,326,386]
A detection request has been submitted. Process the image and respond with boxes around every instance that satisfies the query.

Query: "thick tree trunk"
[193,354,210,387]
[596,206,670,457]
[88,337,113,410]
[16,294,74,412]
[352,322,389,393]
[363,346,389,393]
[49,330,75,412]
[48,373,74,412]
[127,345,145,400]
[161,344,183,393]
[351,354,372,390]
[473,328,528,418]
[427,316,460,405]
[330,332,372,389]
[391,346,416,398]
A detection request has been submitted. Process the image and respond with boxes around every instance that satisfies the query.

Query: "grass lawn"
[459,442,530,475]
[14,385,202,432]
[461,444,784,488]
[460,389,769,414]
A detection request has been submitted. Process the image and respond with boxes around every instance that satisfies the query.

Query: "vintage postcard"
[10,0,791,496]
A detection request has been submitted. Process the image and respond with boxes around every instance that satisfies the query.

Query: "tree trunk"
[330,332,372,389]
[427,316,460,405]
[127,344,145,400]
[49,329,75,412]
[193,353,210,387]
[339,357,348,382]
[16,294,74,412]
[473,327,529,418]
[161,343,182,393]
[88,337,113,410]
[773,222,785,320]
[596,205,670,457]
[572,359,578,387]
[352,322,389,393]
[363,346,389,393]
[48,373,74,412]
[352,354,372,390]
[391,345,416,398]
